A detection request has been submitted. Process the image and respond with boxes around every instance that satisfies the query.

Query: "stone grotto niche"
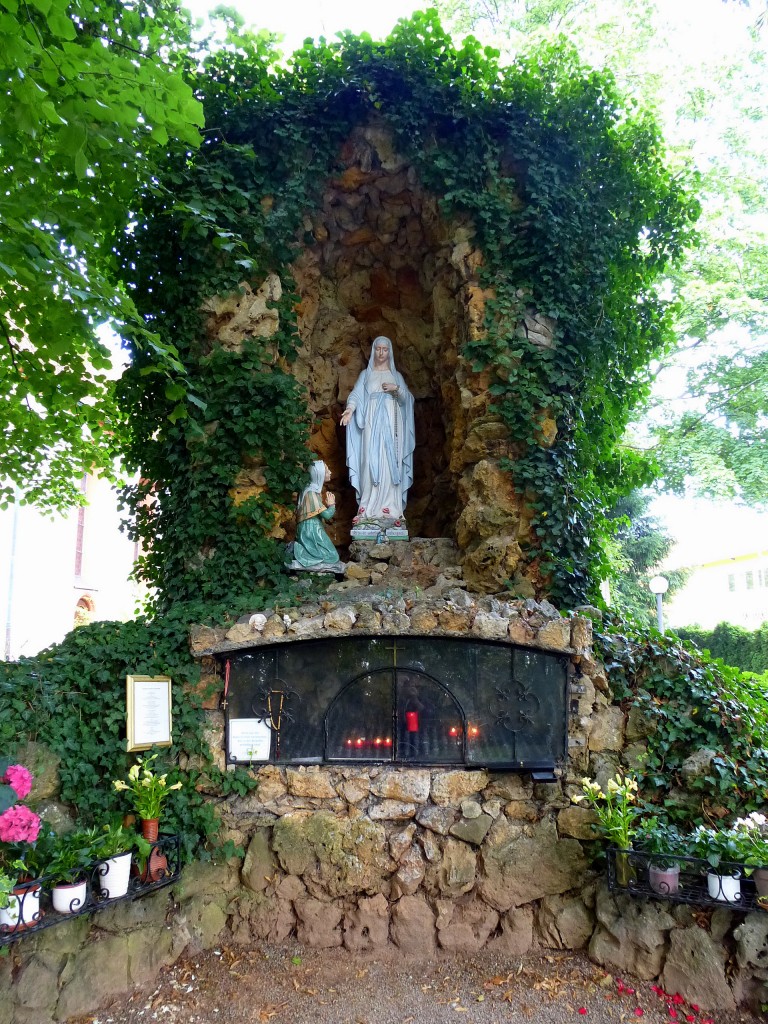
[289,117,515,556]
[222,635,568,775]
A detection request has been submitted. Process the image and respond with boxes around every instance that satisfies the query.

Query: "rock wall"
[200,118,558,593]
[4,540,766,1019]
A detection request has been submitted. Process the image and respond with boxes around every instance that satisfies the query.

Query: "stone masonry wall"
[3,540,767,1020]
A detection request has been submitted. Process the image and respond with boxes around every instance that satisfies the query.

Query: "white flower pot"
[97,853,132,899]
[707,870,741,904]
[52,879,88,914]
[0,883,41,929]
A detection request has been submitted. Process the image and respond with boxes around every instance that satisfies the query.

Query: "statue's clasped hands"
[325,491,335,506]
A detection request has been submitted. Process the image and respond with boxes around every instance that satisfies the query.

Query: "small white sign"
[228,718,272,761]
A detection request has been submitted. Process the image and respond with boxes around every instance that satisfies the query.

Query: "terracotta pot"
[753,867,768,897]
[141,818,160,843]
[140,846,169,884]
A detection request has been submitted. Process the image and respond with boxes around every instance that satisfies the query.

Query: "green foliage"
[598,618,768,826]
[435,0,768,510]
[117,11,695,607]
[677,620,768,676]
[0,0,204,511]
[0,609,258,863]
[605,491,688,627]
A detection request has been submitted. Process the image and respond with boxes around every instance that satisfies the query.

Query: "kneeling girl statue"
[340,336,415,538]
[285,460,345,573]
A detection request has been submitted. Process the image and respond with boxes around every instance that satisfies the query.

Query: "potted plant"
[732,813,768,896]
[635,819,686,895]
[47,829,98,914]
[0,757,42,929]
[93,823,142,900]
[687,823,744,904]
[112,753,182,842]
[571,773,641,885]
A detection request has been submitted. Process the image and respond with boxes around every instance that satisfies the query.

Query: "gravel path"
[68,944,763,1024]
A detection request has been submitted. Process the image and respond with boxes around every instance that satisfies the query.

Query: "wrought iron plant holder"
[0,833,181,947]
[607,847,768,913]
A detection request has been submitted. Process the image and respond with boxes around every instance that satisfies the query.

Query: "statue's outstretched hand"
[325,491,335,506]
[340,408,352,426]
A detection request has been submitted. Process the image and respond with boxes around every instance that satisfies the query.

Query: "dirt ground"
[69,943,763,1024]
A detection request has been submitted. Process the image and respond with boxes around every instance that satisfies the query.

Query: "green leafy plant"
[686,823,748,871]
[113,11,696,611]
[46,829,99,886]
[93,823,148,862]
[635,819,687,870]
[113,753,183,821]
[572,773,640,850]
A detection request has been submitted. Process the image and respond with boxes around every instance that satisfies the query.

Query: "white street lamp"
[649,575,669,632]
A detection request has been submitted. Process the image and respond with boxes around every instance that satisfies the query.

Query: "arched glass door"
[325,668,466,763]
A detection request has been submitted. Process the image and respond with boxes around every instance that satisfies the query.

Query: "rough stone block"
[570,616,593,652]
[368,799,417,820]
[588,707,625,752]
[13,957,59,1011]
[488,906,534,955]
[589,882,674,980]
[175,859,239,902]
[391,846,426,897]
[661,925,736,1012]
[436,898,499,953]
[344,894,390,952]
[557,805,599,841]
[370,769,431,803]
[391,894,436,954]
[286,768,337,799]
[416,804,457,835]
[478,819,586,911]
[435,838,476,897]
[295,897,343,947]
[242,828,278,892]
[537,618,571,651]
[536,893,595,949]
[181,896,228,950]
[56,934,130,1020]
[431,770,489,805]
[127,926,176,986]
[450,813,493,846]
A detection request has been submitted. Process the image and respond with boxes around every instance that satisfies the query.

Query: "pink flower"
[0,804,41,843]
[634,1010,644,1017]
[3,764,32,800]
[578,1009,588,1016]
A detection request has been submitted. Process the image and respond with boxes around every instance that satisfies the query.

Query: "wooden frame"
[126,675,172,751]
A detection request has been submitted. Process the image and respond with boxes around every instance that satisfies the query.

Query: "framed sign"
[227,718,272,763]
[126,675,172,751]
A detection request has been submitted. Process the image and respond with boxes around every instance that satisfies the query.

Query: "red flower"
[634,1009,644,1017]
[686,1016,695,1022]
[669,1011,678,1020]
[671,994,685,1005]
[651,986,664,996]
[578,1009,588,1015]
[690,1007,699,1014]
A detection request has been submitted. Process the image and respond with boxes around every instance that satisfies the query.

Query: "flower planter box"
[0,834,181,947]
[607,847,766,913]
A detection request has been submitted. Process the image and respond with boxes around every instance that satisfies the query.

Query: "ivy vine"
[597,619,768,825]
[116,12,697,609]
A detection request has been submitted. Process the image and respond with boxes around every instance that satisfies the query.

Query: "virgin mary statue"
[340,336,415,531]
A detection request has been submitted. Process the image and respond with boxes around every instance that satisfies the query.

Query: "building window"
[728,574,736,592]
[746,571,755,590]
[74,594,95,628]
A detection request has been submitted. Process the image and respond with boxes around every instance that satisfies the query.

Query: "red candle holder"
[405,711,419,732]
